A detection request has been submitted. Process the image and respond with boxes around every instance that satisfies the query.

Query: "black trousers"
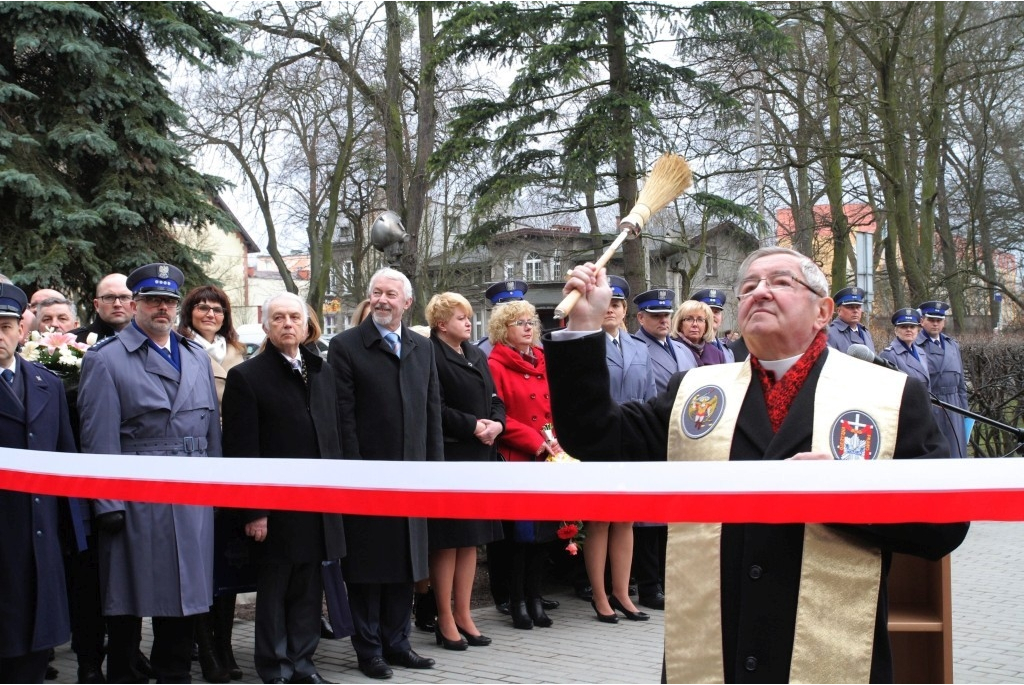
[254,561,322,683]
[509,541,548,602]
[108,615,194,684]
[632,525,667,596]
[346,582,412,662]
[0,649,49,683]
[486,524,514,604]
[66,537,106,669]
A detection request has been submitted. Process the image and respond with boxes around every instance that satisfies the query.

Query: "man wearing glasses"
[78,263,221,683]
[73,273,134,344]
[546,246,967,683]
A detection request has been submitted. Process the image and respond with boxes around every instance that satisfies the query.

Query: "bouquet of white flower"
[20,330,94,383]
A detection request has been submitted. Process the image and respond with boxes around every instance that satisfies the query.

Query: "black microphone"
[846,343,899,371]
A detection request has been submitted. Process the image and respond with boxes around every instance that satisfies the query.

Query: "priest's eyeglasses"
[735,271,823,300]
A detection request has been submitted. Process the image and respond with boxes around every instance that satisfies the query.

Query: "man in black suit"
[328,267,443,680]
[545,248,968,683]
[222,292,346,685]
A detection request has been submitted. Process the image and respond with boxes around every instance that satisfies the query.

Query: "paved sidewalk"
[47,521,1024,683]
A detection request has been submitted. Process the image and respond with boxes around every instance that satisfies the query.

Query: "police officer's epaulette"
[475,336,489,346]
[26,359,61,378]
[178,336,199,352]
[90,335,118,351]
[628,332,645,343]
[882,344,895,353]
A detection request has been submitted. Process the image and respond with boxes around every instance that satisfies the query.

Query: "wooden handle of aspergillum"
[553,227,633,320]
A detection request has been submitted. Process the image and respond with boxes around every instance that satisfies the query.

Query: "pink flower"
[40,331,76,353]
[565,541,578,556]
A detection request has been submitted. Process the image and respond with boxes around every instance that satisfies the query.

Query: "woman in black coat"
[426,292,505,650]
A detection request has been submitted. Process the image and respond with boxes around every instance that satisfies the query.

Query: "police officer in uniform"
[0,284,82,683]
[916,301,970,458]
[689,288,735,363]
[476,280,529,358]
[78,264,222,683]
[632,288,695,393]
[879,308,929,387]
[826,286,874,353]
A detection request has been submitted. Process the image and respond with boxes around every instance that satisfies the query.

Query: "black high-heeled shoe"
[590,600,619,624]
[609,594,650,621]
[434,624,468,651]
[455,624,492,646]
[526,597,553,628]
[510,600,533,630]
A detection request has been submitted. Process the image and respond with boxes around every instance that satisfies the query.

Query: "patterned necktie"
[384,332,401,357]
[2,369,12,385]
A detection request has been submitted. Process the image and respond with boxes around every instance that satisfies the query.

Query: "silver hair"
[261,292,308,331]
[736,247,829,298]
[368,267,413,300]
[38,296,77,312]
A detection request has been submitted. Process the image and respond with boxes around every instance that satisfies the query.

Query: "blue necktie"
[384,332,401,357]
[2,369,12,385]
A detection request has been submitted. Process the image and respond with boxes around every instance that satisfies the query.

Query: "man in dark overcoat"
[328,267,443,680]
[222,291,346,685]
[78,263,221,683]
[545,248,969,683]
[0,283,82,683]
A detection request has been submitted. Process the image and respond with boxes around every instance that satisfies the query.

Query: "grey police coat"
[826,319,875,354]
[78,324,221,617]
[916,331,969,459]
[636,329,696,394]
[606,332,657,404]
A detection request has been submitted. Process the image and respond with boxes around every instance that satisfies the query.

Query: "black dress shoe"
[590,600,619,624]
[358,657,393,680]
[77,665,106,684]
[526,597,553,628]
[494,601,510,615]
[575,585,593,601]
[384,649,435,669]
[639,589,666,610]
[540,596,560,610]
[455,623,492,646]
[293,674,332,684]
[509,600,533,629]
[609,594,650,621]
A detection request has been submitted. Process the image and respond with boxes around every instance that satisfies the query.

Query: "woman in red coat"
[487,300,561,631]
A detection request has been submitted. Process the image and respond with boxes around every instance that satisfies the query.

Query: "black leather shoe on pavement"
[540,596,560,610]
[77,665,105,684]
[358,657,393,680]
[384,649,435,669]
[293,674,332,684]
[639,589,666,610]
[495,601,510,615]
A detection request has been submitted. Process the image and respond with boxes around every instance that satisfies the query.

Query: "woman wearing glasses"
[671,299,726,367]
[487,300,560,631]
[176,285,247,683]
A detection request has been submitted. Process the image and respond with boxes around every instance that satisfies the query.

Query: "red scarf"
[749,329,828,433]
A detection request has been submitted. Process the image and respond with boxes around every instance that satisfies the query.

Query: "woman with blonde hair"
[487,300,560,630]
[671,299,725,367]
[424,292,505,649]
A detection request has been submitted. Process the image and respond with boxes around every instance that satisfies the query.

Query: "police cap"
[126,263,184,300]
[485,280,528,305]
[633,288,675,313]
[608,275,630,300]
[833,286,866,306]
[891,307,922,326]
[0,284,28,319]
[918,300,951,319]
[690,288,726,310]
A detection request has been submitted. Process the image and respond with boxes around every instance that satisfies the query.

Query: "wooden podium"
[887,553,953,683]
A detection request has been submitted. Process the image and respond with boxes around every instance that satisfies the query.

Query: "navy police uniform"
[689,288,735,363]
[78,264,221,682]
[879,308,929,387]
[827,287,874,353]
[916,301,969,458]
[0,284,83,683]
[633,289,695,393]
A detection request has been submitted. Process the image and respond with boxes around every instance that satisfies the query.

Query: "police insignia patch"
[830,411,879,460]
[681,385,725,439]
[158,264,170,278]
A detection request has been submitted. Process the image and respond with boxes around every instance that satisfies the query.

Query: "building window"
[705,246,718,277]
[503,260,515,280]
[524,253,542,281]
[550,252,562,281]
[341,260,354,294]
[324,314,337,336]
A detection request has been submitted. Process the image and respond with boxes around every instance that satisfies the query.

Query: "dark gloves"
[96,510,125,534]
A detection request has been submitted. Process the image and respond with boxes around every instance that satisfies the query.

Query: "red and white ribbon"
[2,447,1023,523]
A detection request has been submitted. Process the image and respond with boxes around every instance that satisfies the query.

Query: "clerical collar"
[757,353,803,379]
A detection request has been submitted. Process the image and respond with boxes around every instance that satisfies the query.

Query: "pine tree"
[0,2,242,297]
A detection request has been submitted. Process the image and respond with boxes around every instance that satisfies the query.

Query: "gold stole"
[664,349,906,683]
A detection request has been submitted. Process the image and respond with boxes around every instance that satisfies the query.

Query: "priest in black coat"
[544,249,969,683]
[222,292,346,685]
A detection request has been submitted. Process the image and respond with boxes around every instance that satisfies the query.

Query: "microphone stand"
[930,396,1024,449]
